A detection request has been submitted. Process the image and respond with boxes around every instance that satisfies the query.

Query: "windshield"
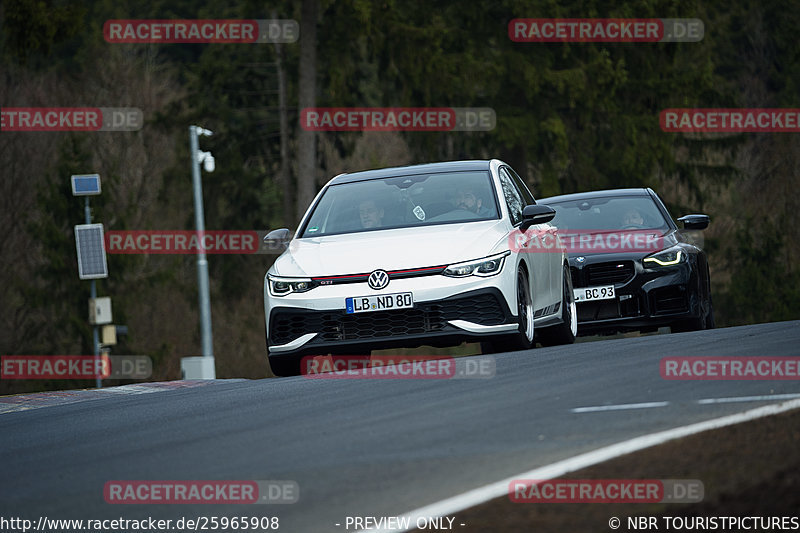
[300,171,499,237]
[544,196,670,232]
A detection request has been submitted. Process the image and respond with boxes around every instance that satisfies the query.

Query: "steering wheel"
[449,207,480,217]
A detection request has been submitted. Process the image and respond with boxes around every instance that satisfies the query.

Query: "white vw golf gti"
[263,160,576,376]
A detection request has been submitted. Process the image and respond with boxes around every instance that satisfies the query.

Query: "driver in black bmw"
[622,207,645,227]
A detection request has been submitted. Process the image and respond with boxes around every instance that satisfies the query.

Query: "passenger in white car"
[359,199,385,229]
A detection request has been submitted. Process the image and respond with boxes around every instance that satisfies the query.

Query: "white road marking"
[697,393,800,404]
[571,401,669,413]
[359,398,800,533]
[572,394,800,412]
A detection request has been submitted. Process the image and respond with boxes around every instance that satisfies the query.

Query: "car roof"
[329,160,494,185]
[539,188,654,203]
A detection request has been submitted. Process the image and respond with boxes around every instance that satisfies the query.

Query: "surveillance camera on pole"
[198,150,215,173]
[184,125,217,379]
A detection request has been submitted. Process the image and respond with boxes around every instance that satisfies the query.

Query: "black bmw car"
[538,188,713,335]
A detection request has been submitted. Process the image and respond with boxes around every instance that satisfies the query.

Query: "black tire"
[671,282,714,333]
[268,355,302,377]
[482,267,534,354]
[705,295,715,329]
[538,264,577,346]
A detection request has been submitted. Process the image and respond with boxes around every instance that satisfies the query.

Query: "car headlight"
[643,248,685,267]
[443,252,509,278]
[268,275,314,296]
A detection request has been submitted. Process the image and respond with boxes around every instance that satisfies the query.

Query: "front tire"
[538,264,577,346]
[704,295,715,329]
[482,267,534,354]
[671,281,714,333]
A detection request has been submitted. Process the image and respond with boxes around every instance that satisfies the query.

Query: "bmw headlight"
[643,248,685,267]
[443,252,509,278]
[268,275,314,296]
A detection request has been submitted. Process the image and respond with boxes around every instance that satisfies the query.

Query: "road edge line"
[362,398,800,532]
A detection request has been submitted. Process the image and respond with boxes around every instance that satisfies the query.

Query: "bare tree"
[272,10,292,226]
[295,0,318,223]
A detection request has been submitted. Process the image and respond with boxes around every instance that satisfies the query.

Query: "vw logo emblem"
[576,256,586,263]
[367,270,389,290]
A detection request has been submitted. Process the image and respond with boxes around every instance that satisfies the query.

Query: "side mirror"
[677,214,710,230]
[520,204,556,231]
[263,228,292,252]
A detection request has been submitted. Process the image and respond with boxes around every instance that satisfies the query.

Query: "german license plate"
[574,285,616,302]
[346,292,414,314]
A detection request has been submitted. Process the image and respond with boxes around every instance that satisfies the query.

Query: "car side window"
[498,168,525,225]
[506,167,535,205]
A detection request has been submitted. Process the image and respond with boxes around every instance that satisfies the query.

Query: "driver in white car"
[454,187,491,216]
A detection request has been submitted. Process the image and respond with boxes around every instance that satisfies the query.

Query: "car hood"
[271,220,508,277]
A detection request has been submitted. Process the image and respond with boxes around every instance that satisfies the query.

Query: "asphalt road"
[1,321,799,532]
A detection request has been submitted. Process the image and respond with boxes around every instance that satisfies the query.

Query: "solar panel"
[71,174,101,196]
[75,224,108,279]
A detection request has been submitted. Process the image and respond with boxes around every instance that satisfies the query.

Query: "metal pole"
[86,197,102,388]
[189,126,215,372]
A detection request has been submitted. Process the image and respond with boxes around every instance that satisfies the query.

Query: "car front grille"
[270,293,507,346]
[587,261,635,285]
[572,261,635,287]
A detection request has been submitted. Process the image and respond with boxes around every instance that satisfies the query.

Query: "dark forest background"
[1,0,798,392]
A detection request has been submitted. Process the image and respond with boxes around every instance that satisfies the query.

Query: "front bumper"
[266,286,517,357]
[570,257,702,335]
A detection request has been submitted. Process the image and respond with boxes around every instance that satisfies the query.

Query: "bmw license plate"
[574,285,615,302]
[346,292,414,314]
